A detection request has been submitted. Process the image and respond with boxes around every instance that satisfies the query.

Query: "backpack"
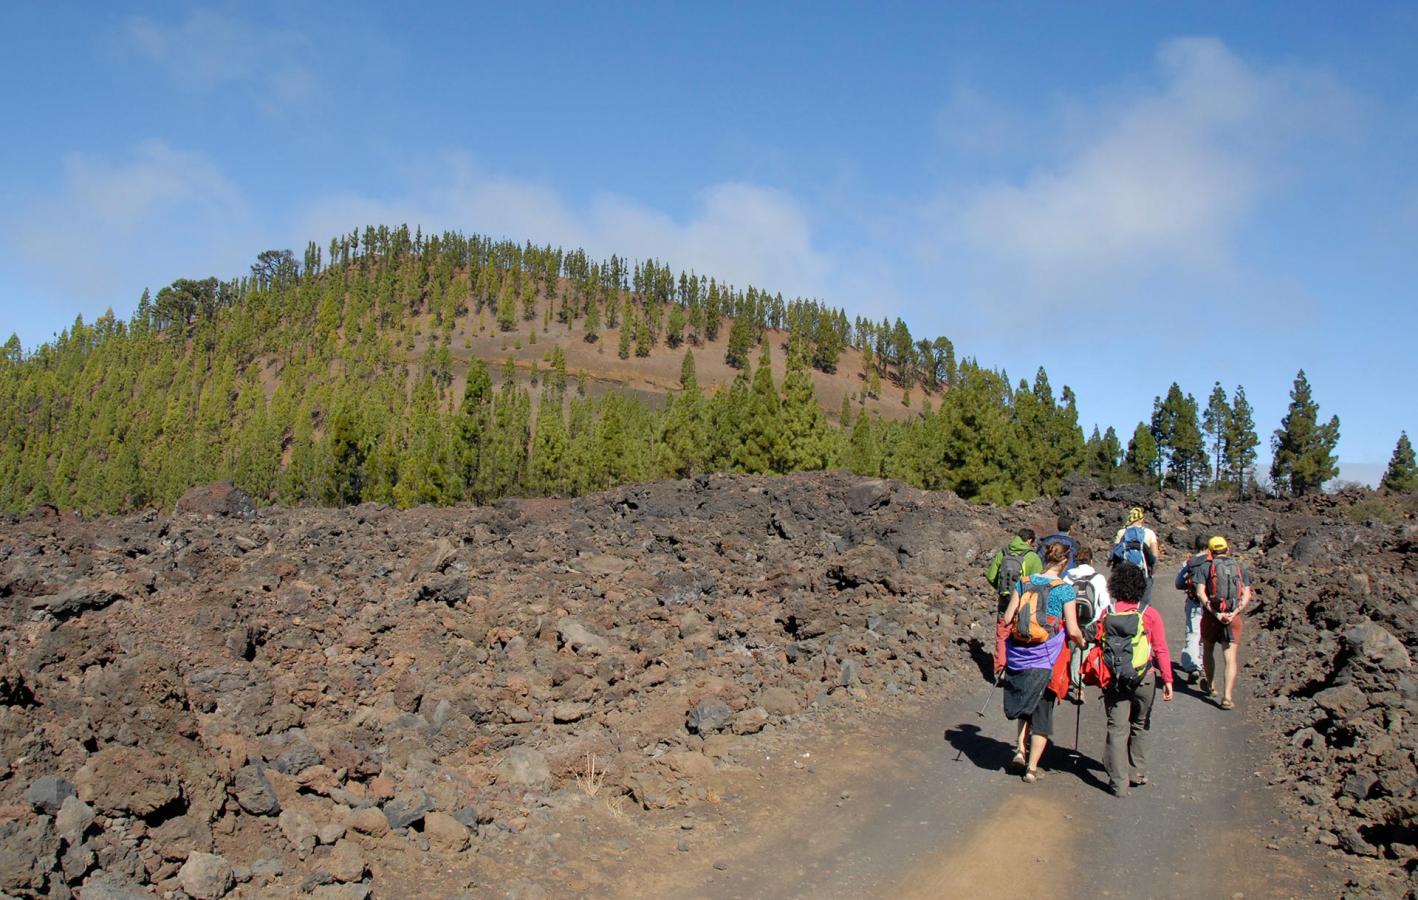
[1182,552,1212,599]
[1112,525,1150,571]
[1101,603,1152,692]
[1208,556,1244,613]
[995,547,1028,597]
[1012,578,1064,645]
[1069,573,1100,627]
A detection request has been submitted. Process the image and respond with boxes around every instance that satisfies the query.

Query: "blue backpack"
[1112,525,1150,571]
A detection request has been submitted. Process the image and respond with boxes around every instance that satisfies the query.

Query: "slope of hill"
[0,226,1107,515]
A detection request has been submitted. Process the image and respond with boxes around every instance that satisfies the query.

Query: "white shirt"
[1065,563,1112,627]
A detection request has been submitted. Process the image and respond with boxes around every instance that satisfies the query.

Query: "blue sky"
[2,2,1414,482]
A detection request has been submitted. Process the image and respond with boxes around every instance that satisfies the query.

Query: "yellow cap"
[1208,536,1229,553]
[1126,507,1144,524]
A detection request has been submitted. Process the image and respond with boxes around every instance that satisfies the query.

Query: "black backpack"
[996,547,1028,597]
[1208,557,1244,612]
[1183,553,1213,599]
[1069,573,1100,627]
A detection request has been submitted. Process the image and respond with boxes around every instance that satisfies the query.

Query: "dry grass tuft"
[576,752,604,798]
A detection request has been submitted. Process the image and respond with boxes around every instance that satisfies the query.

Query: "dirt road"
[621,582,1344,899]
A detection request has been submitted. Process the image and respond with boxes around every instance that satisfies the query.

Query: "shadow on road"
[945,715,1114,795]
[943,723,1014,772]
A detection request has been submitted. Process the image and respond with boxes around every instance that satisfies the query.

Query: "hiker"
[1065,545,1111,699]
[1000,542,1085,783]
[985,528,1043,676]
[1097,563,1174,797]
[1172,534,1213,682]
[1037,515,1080,572]
[1111,507,1160,604]
[1196,536,1253,710]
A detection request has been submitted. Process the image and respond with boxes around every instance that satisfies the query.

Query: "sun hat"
[1208,535,1229,553]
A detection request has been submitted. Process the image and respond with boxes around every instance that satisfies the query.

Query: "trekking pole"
[976,668,1005,718]
[1073,697,1081,752]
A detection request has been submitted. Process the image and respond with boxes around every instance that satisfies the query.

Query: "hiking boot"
[1130,774,1150,787]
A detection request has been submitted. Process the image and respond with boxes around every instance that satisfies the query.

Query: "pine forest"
[0,225,1344,514]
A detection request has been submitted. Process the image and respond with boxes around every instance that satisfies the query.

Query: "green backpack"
[1101,602,1152,691]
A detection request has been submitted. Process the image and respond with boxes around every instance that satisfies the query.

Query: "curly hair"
[1108,563,1148,604]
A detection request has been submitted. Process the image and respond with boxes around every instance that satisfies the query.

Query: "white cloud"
[940,37,1355,304]
[4,141,258,319]
[295,155,832,296]
[3,145,832,346]
[121,11,316,110]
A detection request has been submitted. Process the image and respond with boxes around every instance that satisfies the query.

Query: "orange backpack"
[1012,578,1064,645]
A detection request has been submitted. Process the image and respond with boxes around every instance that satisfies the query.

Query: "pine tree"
[1381,432,1418,493]
[1202,382,1231,487]
[734,345,783,474]
[617,314,632,360]
[928,363,1020,504]
[1152,384,1209,493]
[812,313,842,373]
[496,289,517,332]
[780,342,829,472]
[842,413,883,476]
[528,391,571,495]
[476,379,530,501]
[666,304,685,348]
[457,359,493,495]
[1270,370,1340,496]
[725,314,752,369]
[1125,422,1159,487]
[327,409,366,505]
[704,366,750,472]
[583,296,600,342]
[935,336,957,388]
[704,281,722,342]
[1088,425,1123,484]
[1223,385,1259,497]
[658,350,705,478]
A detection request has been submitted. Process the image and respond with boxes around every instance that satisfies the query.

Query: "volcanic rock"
[178,851,234,899]
[175,481,256,519]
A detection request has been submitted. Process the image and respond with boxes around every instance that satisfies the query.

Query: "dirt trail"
[627,579,1343,899]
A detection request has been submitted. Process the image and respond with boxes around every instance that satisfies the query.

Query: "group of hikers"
[983,507,1254,795]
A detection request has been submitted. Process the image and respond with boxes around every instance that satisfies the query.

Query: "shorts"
[1025,691,1057,737]
[1003,666,1058,737]
[1201,612,1242,644]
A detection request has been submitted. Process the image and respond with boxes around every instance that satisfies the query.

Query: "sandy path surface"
[613,582,1341,900]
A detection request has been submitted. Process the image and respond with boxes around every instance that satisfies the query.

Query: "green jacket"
[984,537,1043,595]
